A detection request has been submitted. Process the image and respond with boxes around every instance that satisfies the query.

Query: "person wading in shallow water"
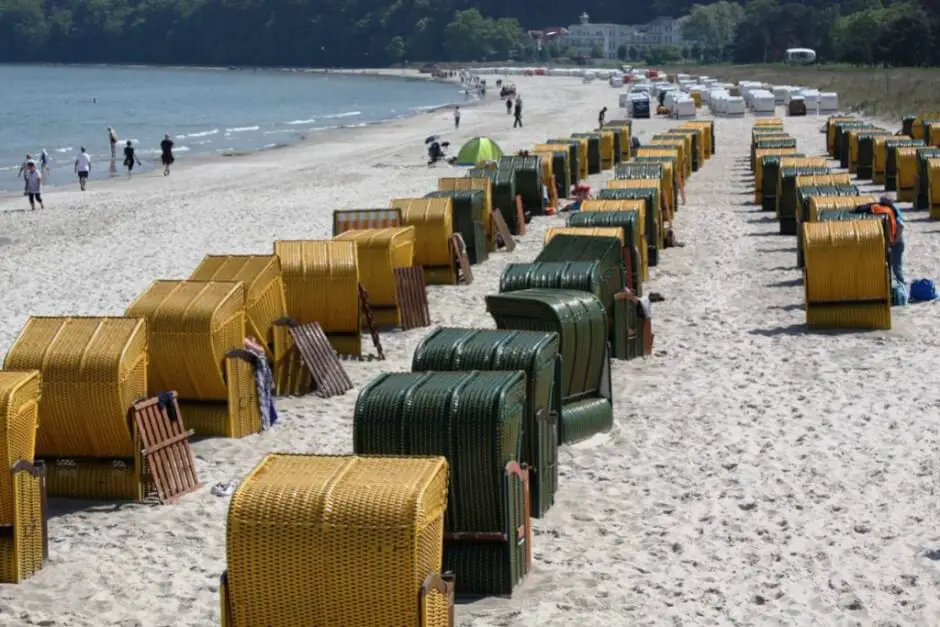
[160,134,175,176]
[108,127,118,160]
[123,140,141,178]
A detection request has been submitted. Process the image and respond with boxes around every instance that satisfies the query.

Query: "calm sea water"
[0,65,463,190]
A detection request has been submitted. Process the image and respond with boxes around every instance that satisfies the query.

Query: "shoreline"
[0,68,490,201]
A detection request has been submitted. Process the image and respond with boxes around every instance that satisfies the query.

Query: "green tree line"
[681,0,934,67]
[0,0,937,67]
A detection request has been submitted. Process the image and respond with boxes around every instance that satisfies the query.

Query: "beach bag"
[910,279,938,302]
[891,281,908,306]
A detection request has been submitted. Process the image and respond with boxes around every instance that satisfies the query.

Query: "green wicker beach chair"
[498,156,543,216]
[596,187,661,266]
[566,211,642,297]
[545,138,581,185]
[424,190,487,265]
[777,166,831,235]
[412,328,560,518]
[354,370,529,597]
[491,168,518,234]
[485,289,612,444]
[570,133,602,174]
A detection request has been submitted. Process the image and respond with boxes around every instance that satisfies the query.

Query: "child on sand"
[24,161,43,210]
[160,135,175,176]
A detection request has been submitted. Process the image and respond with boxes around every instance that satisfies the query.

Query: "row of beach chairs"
[222,118,721,626]
[750,117,894,330]
[0,117,717,626]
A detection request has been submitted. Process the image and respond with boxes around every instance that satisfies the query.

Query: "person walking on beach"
[39,149,50,178]
[160,134,175,176]
[74,147,91,191]
[123,140,141,178]
[513,100,523,128]
[598,106,607,128]
[454,106,461,129]
[17,154,32,195]
[108,127,118,160]
[24,160,43,210]
[506,98,513,115]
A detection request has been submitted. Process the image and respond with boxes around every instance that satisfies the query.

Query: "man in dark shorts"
[74,147,91,191]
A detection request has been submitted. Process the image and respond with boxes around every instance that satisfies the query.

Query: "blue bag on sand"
[909,279,938,303]
[892,281,908,306]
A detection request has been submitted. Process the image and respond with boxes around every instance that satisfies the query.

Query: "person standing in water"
[39,149,50,178]
[160,134,175,176]
[108,127,118,160]
[24,161,43,210]
[123,140,141,177]
[454,106,461,129]
[74,147,92,191]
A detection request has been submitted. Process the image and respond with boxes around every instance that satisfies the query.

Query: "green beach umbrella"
[456,137,503,166]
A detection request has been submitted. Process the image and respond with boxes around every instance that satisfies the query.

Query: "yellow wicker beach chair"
[596,129,615,170]
[275,240,363,357]
[220,454,454,627]
[3,317,149,499]
[334,227,416,327]
[390,197,456,285]
[0,370,46,583]
[189,255,297,396]
[803,220,891,330]
[126,281,262,438]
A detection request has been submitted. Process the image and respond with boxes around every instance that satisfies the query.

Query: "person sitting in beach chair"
[560,183,592,212]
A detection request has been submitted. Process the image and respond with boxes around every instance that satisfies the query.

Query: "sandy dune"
[0,74,938,626]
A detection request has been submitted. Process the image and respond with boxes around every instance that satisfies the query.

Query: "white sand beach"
[0,74,939,626]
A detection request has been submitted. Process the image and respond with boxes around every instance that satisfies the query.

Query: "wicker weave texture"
[0,465,45,583]
[807,196,877,223]
[4,317,146,459]
[651,136,691,176]
[596,130,614,167]
[439,177,493,241]
[189,255,287,356]
[803,221,890,330]
[226,454,448,627]
[126,280,245,402]
[411,328,559,518]
[0,371,40,525]
[275,240,360,333]
[544,227,624,247]
[485,289,608,401]
[390,197,455,268]
[795,174,851,188]
[335,227,416,307]
[682,121,713,157]
[927,158,940,217]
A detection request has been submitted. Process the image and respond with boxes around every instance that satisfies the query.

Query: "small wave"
[225,126,260,133]
[323,111,361,119]
[264,129,301,136]
[409,103,453,112]
[54,147,73,153]
[177,129,219,139]
[286,119,317,125]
